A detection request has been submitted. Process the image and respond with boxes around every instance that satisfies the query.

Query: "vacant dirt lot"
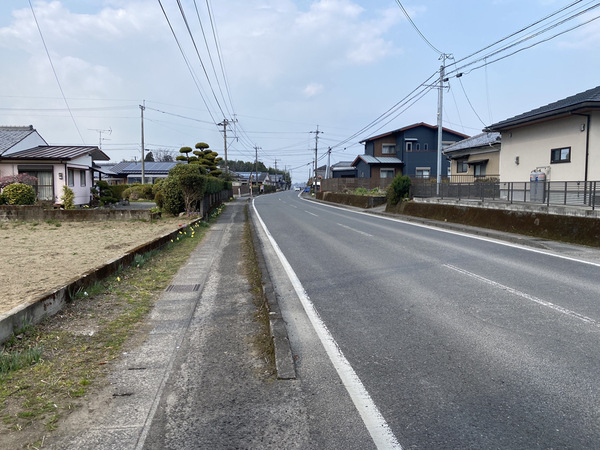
[0,217,193,315]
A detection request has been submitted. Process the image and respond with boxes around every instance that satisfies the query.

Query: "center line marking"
[444,264,600,327]
[305,210,318,217]
[337,223,373,237]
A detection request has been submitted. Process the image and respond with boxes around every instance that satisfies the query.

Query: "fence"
[415,180,598,210]
[322,176,599,210]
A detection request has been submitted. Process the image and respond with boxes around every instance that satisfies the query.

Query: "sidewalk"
[45,199,307,449]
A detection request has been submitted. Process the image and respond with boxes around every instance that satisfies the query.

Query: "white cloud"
[303,82,324,97]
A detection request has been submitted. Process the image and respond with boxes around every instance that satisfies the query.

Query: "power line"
[28,0,85,144]
[395,0,442,54]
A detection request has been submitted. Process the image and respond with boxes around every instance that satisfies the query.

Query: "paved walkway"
[46,199,307,449]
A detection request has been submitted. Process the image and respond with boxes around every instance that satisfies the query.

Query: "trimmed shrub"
[3,183,35,205]
[387,175,411,206]
[161,177,185,216]
[0,193,6,205]
[62,185,75,209]
[110,184,130,200]
[154,190,164,209]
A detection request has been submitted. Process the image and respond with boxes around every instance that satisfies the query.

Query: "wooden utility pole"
[140,101,145,184]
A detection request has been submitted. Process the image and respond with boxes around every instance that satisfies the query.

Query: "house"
[0,125,47,156]
[99,161,181,184]
[0,145,109,205]
[444,132,501,182]
[353,123,469,180]
[263,173,287,190]
[485,86,600,183]
[330,161,357,178]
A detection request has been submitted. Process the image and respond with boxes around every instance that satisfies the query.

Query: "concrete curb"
[0,220,200,345]
[249,206,296,380]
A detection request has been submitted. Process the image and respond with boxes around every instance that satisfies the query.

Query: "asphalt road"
[252,190,600,449]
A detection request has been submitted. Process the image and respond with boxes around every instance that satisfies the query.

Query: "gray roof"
[443,132,501,154]
[120,162,180,174]
[487,86,600,131]
[352,155,404,166]
[1,145,109,161]
[0,126,37,154]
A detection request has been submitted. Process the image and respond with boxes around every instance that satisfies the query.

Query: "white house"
[486,86,600,183]
[0,145,109,206]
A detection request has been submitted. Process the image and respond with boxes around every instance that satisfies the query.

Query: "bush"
[110,184,130,200]
[3,183,36,205]
[154,190,164,209]
[92,180,118,206]
[62,185,75,209]
[387,175,411,206]
[161,177,185,216]
[0,193,6,205]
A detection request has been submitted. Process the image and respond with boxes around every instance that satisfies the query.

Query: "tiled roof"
[1,145,109,161]
[352,155,404,166]
[0,126,36,154]
[486,86,600,131]
[443,132,501,153]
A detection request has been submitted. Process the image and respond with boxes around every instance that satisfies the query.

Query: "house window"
[18,169,53,201]
[551,147,571,163]
[380,169,395,179]
[416,143,420,151]
[67,169,74,187]
[80,170,86,187]
[416,167,430,178]
[457,158,468,173]
[424,143,428,150]
[382,144,396,155]
[474,163,487,177]
[406,142,413,151]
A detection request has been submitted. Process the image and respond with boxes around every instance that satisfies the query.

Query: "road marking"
[298,196,600,269]
[337,223,373,237]
[305,210,319,217]
[253,200,402,450]
[444,264,600,327]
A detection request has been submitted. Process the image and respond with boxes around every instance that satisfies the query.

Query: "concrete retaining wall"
[316,192,387,209]
[0,205,155,222]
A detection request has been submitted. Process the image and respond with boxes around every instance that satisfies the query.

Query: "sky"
[1,0,599,183]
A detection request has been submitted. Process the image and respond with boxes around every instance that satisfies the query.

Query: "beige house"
[486,86,600,183]
[443,132,501,182]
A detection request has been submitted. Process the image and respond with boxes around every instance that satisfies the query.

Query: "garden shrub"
[387,175,411,206]
[62,185,75,209]
[110,184,130,200]
[354,187,368,196]
[161,177,185,216]
[92,180,118,206]
[3,183,36,205]
[0,193,6,205]
[154,190,164,209]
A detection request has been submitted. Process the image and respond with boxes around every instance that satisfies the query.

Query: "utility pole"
[326,147,332,179]
[218,118,238,175]
[251,146,260,198]
[140,101,146,184]
[310,126,323,192]
[437,54,452,196]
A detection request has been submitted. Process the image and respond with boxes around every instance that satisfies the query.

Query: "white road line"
[253,200,402,450]
[305,210,319,217]
[298,196,600,268]
[337,223,373,237]
[444,264,600,327]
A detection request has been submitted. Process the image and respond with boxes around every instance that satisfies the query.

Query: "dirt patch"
[0,217,193,316]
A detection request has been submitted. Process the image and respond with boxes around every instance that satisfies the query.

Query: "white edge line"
[299,196,600,268]
[252,198,402,450]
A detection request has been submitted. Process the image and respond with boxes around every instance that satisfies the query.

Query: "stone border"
[0,220,199,345]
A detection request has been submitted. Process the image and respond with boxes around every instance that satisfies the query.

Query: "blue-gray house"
[353,122,469,180]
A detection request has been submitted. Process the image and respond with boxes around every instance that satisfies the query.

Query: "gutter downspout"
[573,113,591,203]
